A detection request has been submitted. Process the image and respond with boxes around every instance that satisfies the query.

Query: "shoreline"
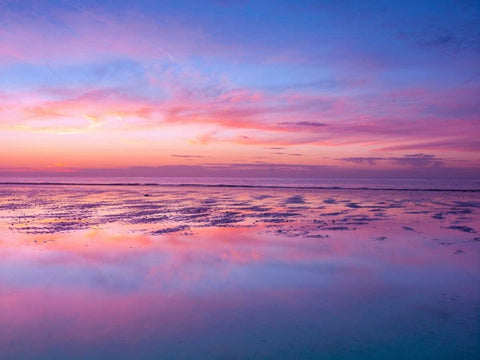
[0,181,479,192]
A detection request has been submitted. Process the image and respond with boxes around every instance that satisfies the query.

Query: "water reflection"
[0,186,479,359]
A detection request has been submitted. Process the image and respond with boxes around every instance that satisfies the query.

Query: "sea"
[1,176,480,190]
[0,177,478,359]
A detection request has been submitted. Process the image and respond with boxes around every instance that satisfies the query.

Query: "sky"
[0,0,479,178]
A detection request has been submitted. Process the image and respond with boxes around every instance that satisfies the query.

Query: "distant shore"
[0,181,479,192]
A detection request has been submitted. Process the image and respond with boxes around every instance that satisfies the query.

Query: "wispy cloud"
[274,152,303,157]
[171,154,206,159]
[278,121,327,128]
[341,154,445,167]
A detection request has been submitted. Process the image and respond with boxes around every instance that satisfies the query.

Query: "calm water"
[0,184,479,359]
[2,176,480,190]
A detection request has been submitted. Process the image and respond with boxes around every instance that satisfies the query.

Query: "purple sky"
[0,0,479,178]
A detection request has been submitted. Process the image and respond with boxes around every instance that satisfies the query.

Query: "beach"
[0,183,478,359]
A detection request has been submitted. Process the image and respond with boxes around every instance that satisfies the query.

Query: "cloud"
[279,121,327,128]
[263,78,368,92]
[274,152,303,157]
[0,7,208,65]
[379,139,480,153]
[171,154,205,159]
[1,78,479,155]
[397,154,444,167]
[342,157,382,166]
[398,23,480,53]
[341,154,445,168]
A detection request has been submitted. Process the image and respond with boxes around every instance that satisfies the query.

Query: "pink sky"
[0,1,479,178]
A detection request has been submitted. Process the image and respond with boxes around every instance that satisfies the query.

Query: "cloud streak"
[341,154,446,168]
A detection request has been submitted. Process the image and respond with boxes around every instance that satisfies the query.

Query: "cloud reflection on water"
[0,186,479,359]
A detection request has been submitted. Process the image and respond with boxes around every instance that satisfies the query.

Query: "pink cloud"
[1,81,479,156]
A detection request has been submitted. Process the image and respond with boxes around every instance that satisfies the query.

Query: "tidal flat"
[0,184,479,359]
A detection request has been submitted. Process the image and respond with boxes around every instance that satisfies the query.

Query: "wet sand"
[0,185,479,359]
